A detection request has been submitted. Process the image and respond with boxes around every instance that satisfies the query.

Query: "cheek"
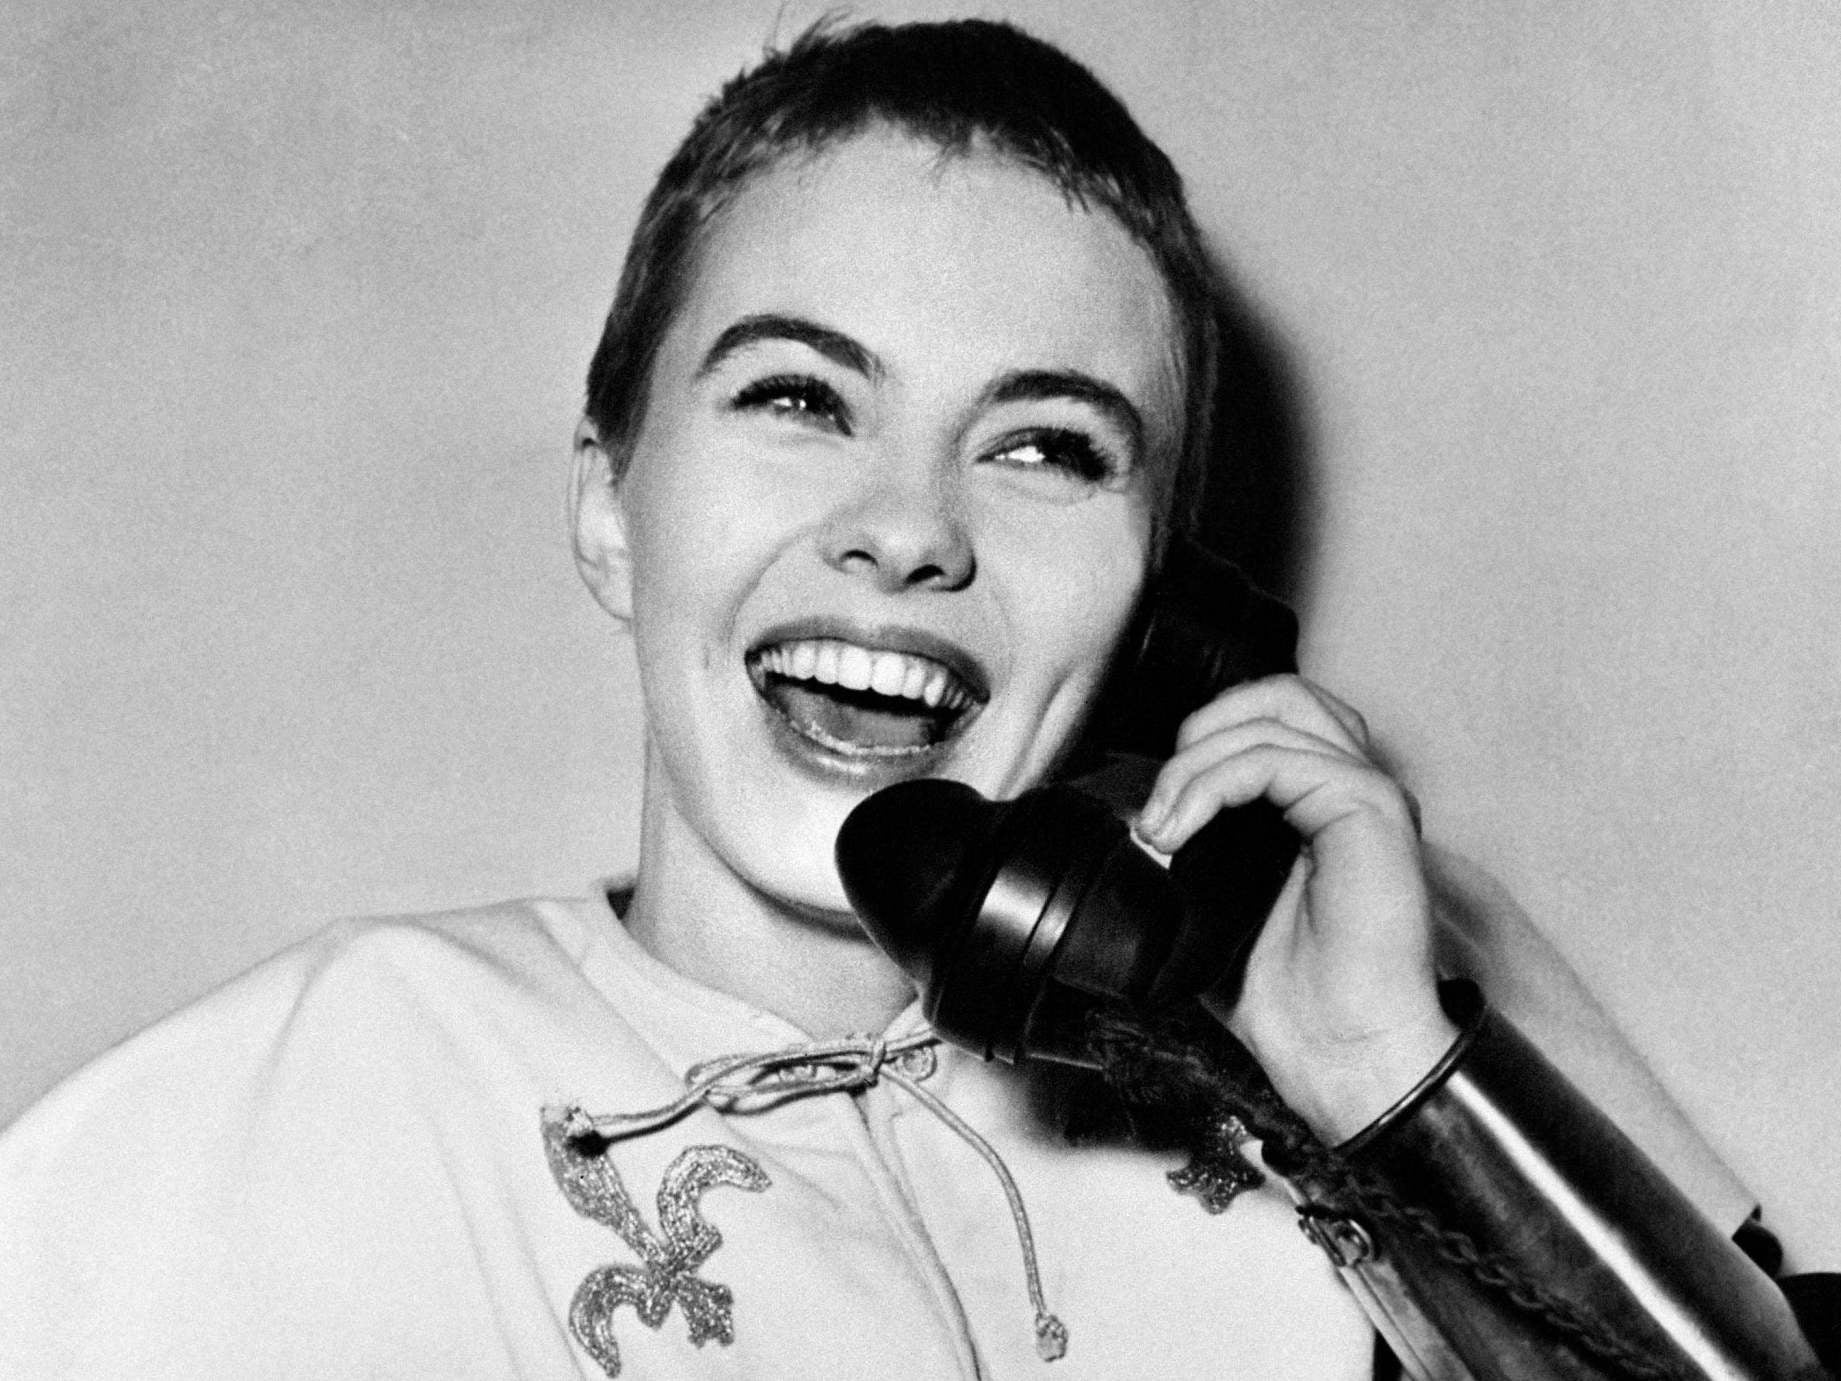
[998,506,1151,682]
[622,435,800,608]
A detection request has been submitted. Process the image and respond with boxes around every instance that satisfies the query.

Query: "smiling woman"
[571,130,1167,1006]
[3,8,1839,1381]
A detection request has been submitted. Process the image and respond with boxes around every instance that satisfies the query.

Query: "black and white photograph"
[4,2,1838,1375]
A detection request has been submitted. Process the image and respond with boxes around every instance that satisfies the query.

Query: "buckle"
[1296,1205,1376,1268]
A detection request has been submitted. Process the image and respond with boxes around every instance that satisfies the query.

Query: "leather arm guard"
[1292,989,1827,1380]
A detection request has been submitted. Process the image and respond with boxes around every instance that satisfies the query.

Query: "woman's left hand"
[1134,674,1456,1143]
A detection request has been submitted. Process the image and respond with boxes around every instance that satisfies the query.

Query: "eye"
[984,428,1123,486]
[731,373,852,436]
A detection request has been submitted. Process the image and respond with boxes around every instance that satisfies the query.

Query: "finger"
[1143,740,1416,855]
[1174,674,1371,757]
[1299,681,1373,750]
[1143,718,1360,828]
[1287,682,1421,834]
[1173,679,1422,837]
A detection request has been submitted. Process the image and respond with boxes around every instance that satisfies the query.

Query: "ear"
[569,417,634,625]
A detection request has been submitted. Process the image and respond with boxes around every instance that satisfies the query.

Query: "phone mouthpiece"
[836,777,1193,1067]
[833,778,1000,999]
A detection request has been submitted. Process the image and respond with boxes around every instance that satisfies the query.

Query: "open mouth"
[746,637,985,758]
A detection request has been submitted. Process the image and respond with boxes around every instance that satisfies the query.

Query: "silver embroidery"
[1167,1114,1264,1212]
[545,1032,1067,1366]
[543,1107,770,1378]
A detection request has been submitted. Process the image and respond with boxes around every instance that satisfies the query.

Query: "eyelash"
[986,429,1122,485]
[729,376,1122,486]
[731,374,852,435]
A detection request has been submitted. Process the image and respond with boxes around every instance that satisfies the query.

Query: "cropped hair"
[583,17,1221,548]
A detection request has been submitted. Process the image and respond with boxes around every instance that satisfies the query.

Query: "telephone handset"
[841,554,1706,1381]
[835,539,1301,1068]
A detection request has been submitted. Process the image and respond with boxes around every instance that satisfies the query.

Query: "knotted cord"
[565,1031,1069,1362]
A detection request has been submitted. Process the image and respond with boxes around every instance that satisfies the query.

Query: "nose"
[820,459,975,593]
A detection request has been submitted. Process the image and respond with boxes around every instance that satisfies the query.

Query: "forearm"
[1290,987,1827,1380]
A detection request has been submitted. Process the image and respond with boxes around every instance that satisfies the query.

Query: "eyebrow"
[983,369,1145,458]
[697,315,1146,457]
[697,313,882,380]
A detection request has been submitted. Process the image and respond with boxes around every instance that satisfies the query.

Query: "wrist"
[1280,1011,1464,1144]
[1215,978,1475,1144]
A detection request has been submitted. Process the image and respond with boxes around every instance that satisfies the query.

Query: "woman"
[0,18,1826,1380]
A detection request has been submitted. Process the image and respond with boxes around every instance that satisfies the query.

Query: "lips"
[746,631,986,757]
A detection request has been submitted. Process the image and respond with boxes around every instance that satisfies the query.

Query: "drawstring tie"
[562,1031,1070,1362]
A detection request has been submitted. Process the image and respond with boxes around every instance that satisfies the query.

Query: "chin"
[743,840,869,931]
[705,760,872,920]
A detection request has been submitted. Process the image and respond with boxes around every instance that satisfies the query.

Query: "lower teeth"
[757,671,956,754]
[791,718,936,758]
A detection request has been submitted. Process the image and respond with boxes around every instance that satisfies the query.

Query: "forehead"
[664,130,1181,424]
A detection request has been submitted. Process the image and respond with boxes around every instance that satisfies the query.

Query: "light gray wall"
[5,0,1838,1265]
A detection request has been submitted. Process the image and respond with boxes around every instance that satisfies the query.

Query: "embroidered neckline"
[550,1031,1069,1366]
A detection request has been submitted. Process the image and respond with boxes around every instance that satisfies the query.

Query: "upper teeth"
[755,639,975,711]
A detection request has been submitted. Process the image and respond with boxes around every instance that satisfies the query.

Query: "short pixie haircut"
[584,18,1221,550]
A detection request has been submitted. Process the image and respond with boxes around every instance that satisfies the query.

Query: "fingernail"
[1136,798,1169,839]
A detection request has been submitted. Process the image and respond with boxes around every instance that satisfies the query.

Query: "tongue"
[768,679,943,751]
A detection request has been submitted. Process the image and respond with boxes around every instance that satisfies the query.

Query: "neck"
[622,765,918,1038]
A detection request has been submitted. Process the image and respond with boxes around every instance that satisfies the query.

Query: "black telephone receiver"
[835,539,1301,1068]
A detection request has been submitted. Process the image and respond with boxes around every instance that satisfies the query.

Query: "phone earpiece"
[1080,540,1299,762]
[835,776,1295,1067]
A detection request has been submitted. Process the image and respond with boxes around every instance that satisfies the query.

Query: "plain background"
[5,0,1838,1267]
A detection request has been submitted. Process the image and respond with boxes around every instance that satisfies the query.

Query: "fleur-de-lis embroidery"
[542,1107,771,1378]
[1167,1114,1264,1213]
